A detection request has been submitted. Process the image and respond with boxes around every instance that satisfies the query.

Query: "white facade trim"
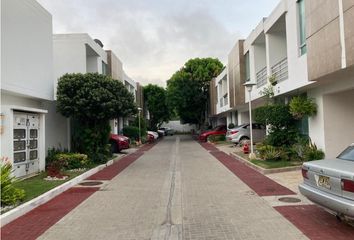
[9,105,48,114]
[338,0,347,69]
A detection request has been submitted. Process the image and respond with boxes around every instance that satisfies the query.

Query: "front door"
[13,112,40,178]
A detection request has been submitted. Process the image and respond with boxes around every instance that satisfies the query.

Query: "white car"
[147,131,159,139]
[299,143,354,221]
[226,123,266,144]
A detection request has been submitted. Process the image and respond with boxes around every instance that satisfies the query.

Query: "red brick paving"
[199,142,295,196]
[200,141,219,151]
[87,152,144,180]
[1,142,156,239]
[275,205,354,240]
[1,187,99,240]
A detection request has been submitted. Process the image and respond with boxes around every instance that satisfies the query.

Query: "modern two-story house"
[1,0,53,177]
[210,0,354,158]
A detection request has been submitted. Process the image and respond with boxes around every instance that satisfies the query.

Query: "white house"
[43,33,108,152]
[211,0,354,158]
[1,0,53,177]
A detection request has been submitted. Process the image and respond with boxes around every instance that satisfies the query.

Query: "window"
[298,0,307,55]
[102,61,108,75]
[245,51,250,82]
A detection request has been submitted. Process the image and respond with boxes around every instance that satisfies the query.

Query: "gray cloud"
[37,0,279,87]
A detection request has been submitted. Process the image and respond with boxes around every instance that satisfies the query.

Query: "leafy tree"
[57,73,137,163]
[143,84,170,130]
[255,104,298,146]
[57,73,137,120]
[167,58,223,126]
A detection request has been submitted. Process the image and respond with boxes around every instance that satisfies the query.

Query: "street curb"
[0,153,127,227]
[229,152,302,175]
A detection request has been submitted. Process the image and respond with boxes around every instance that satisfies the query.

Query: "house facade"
[1,1,142,178]
[43,33,109,153]
[211,0,354,158]
[1,0,53,177]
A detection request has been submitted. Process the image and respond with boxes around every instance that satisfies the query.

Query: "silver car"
[226,123,266,144]
[299,143,354,221]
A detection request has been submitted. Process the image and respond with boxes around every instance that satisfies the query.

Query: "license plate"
[318,175,331,189]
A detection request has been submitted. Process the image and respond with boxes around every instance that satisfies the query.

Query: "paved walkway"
[36,136,305,240]
[3,136,354,239]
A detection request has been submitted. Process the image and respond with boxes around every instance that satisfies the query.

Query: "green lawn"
[13,171,84,203]
[250,159,301,169]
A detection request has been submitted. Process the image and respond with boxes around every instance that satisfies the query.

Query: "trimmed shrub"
[1,158,25,206]
[304,142,325,161]
[55,153,89,170]
[123,126,140,140]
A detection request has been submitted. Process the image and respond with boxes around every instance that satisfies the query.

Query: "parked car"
[147,133,155,143]
[199,125,227,142]
[159,127,175,136]
[226,123,266,144]
[157,129,165,137]
[109,134,130,153]
[299,143,354,221]
[147,131,159,140]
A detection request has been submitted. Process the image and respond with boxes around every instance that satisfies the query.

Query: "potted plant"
[269,74,277,86]
[289,96,317,119]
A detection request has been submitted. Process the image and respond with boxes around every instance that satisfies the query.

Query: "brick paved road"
[38,135,307,240]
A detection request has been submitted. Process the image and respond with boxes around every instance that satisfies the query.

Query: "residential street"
[36,135,306,240]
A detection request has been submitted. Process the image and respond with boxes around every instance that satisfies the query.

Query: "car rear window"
[338,146,354,161]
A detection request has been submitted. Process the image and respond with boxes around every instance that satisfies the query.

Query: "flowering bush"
[1,157,25,206]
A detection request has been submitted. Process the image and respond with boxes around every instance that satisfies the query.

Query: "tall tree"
[167,58,223,126]
[57,73,137,163]
[143,84,170,130]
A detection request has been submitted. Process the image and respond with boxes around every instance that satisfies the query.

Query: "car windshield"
[337,146,354,161]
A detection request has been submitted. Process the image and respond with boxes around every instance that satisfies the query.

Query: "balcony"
[256,66,267,88]
[219,95,229,108]
[271,57,288,83]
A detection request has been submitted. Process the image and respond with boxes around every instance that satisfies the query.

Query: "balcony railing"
[271,57,288,83]
[256,66,267,88]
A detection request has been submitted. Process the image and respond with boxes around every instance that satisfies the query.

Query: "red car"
[199,125,227,142]
[109,134,130,153]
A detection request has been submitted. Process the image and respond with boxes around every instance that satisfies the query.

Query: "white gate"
[13,112,40,178]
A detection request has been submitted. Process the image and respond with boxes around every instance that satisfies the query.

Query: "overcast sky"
[38,0,280,87]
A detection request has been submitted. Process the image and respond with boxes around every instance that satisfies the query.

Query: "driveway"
[35,135,305,240]
[4,135,354,240]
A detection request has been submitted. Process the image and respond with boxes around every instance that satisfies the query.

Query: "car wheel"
[110,141,119,153]
[239,136,249,141]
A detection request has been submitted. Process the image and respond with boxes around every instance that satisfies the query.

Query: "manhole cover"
[278,197,301,203]
[79,181,103,186]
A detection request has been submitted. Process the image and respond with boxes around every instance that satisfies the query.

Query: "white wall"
[323,90,354,158]
[1,93,47,173]
[254,43,267,73]
[237,111,250,125]
[41,101,69,151]
[1,0,53,100]
[268,32,287,67]
[308,76,354,158]
[53,34,107,98]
